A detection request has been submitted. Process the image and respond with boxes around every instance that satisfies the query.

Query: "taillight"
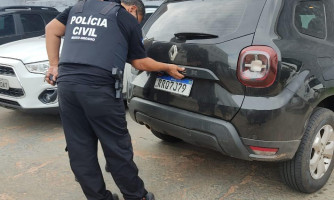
[249,146,278,156]
[237,46,278,88]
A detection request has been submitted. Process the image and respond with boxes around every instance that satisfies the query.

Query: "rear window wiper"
[174,32,218,40]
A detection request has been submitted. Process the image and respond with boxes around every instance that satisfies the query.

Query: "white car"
[0,1,161,113]
[0,36,58,113]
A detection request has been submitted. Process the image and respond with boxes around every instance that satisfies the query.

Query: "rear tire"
[280,108,334,193]
[151,130,182,143]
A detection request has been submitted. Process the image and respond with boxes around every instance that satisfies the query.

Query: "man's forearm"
[45,19,66,67]
[131,57,185,79]
[131,57,169,72]
[45,19,66,84]
[45,33,61,67]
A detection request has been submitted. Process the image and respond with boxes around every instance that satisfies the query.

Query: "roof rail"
[0,6,58,12]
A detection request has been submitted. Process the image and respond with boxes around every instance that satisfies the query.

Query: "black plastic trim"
[129,97,251,160]
[0,65,15,76]
[158,65,219,81]
[181,66,219,81]
[0,88,24,97]
[0,98,21,109]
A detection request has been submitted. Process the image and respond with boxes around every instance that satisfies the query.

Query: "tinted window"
[20,14,45,33]
[0,15,15,37]
[143,0,247,42]
[295,1,326,39]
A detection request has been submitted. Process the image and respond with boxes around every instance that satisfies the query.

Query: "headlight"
[25,61,49,74]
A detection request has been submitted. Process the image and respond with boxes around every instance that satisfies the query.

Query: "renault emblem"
[169,45,178,61]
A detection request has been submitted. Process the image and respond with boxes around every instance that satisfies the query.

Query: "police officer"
[45,0,184,199]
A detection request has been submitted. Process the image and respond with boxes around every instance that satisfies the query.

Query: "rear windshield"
[143,0,264,43]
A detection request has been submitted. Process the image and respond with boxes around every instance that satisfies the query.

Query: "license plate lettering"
[173,82,177,91]
[178,82,183,92]
[157,79,162,88]
[169,82,174,90]
[165,80,170,89]
[0,79,9,90]
[182,84,187,93]
[161,79,166,88]
[154,76,193,97]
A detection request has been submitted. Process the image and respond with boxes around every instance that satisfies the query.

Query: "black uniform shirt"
[56,3,147,85]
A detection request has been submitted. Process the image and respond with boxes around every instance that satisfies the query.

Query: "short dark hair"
[121,0,145,16]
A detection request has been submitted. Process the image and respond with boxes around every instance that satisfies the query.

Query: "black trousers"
[57,82,147,200]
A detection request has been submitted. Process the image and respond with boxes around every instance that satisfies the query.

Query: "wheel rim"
[310,124,334,179]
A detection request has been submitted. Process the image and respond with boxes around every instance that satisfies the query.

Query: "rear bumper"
[129,97,300,161]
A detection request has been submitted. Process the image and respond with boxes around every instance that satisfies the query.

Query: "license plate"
[0,78,9,90]
[154,76,193,96]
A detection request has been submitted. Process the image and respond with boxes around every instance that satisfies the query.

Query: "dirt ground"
[0,107,333,200]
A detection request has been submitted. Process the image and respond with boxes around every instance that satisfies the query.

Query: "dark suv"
[0,6,59,45]
[128,0,334,193]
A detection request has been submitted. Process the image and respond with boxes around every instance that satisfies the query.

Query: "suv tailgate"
[131,0,267,121]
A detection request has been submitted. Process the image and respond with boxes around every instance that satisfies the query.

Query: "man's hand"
[45,65,58,86]
[166,64,185,79]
